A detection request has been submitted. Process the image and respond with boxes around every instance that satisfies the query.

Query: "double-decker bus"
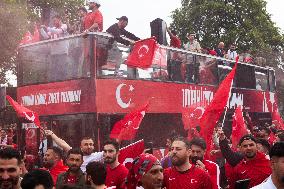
[17,33,277,158]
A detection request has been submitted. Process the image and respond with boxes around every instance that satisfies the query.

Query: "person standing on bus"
[40,15,68,39]
[83,0,103,33]
[226,44,238,60]
[106,16,140,46]
[183,33,201,83]
[103,139,128,189]
[106,16,140,77]
[163,137,213,189]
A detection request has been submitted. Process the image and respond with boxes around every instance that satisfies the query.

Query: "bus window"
[96,36,131,78]
[255,68,268,91]
[49,114,97,149]
[197,55,218,85]
[167,49,186,82]
[235,64,256,89]
[268,69,276,92]
[18,36,92,86]
[217,62,233,83]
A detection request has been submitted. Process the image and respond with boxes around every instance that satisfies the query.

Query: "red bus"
[17,33,277,159]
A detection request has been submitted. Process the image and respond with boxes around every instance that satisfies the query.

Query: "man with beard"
[126,153,163,189]
[56,149,85,189]
[0,148,21,189]
[252,142,284,189]
[103,139,128,189]
[44,131,103,173]
[232,134,271,188]
[163,137,212,189]
[80,137,103,173]
[43,146,68,185]
[189,138,219,189]
[83,0,103,33]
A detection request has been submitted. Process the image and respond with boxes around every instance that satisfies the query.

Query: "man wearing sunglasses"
[0,148,22,189]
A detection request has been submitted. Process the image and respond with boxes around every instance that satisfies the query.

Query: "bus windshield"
[18,35,92,86]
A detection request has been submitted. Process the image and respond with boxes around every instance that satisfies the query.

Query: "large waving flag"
[232,106,248,148]
[6,95,41,128]
[126,37,158,68]
[199,57,238,151]
[110,103,149,141]
[118,140,145,169]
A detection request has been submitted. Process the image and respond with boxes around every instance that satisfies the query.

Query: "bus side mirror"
[0,87,6,110]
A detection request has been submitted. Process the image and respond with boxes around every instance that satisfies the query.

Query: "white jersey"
[250,175,276,189]
[80,151,104,173]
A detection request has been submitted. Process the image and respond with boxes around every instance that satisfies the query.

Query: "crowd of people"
[0,121,283,189]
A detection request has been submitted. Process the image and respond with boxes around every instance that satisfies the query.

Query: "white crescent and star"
[138,45,149,58]
[191,107,205,119]
[116,84,134,109]
[23,112,35,122]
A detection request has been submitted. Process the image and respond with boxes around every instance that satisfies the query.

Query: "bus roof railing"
[19,32,275,71]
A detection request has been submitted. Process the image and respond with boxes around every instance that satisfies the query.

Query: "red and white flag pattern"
[126,37,158,68]
[118,140,145,169]
[110,103,149,141]
[6,95,41,128]
[232,106,248,148]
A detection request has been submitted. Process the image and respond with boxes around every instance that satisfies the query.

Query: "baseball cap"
[87,0,100,5]
[116,16,128,22]
[238,134,257,146]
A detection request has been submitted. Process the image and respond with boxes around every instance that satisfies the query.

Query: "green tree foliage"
[0,0,84,84]
[171,0,284,67]
[0,1,28,84]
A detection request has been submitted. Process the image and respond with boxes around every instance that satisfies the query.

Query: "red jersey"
[49,160,68,184]
[170,35,181,48]
[233,152,271,188]
[84,10,103,32]
[106,164,128,189]
[204,160,219,189]
[164,165,213,189]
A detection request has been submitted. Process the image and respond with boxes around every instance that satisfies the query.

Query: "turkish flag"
[19,31,33,46]
[110,103,149,141]
[232,106,248,148]
[272,110,284,129]
[199,57,238,151]
[182,101,208,130]
[118,140,144,169]
[6,95,41,128]
[126,37,158,68]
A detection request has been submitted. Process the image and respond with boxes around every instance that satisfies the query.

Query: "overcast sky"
[100,0,284,39]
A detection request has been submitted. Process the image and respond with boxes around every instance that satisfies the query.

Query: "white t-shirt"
[250,175,277,189]
[80,151,104,172]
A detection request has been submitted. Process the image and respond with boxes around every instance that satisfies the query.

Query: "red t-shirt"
[233,152,271,188]
[84,10,103,32]
[204,160,219,189]
[164,165,213,189]
[106,164,128,189]
[49,160,69,184]
[170,35,181,48]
